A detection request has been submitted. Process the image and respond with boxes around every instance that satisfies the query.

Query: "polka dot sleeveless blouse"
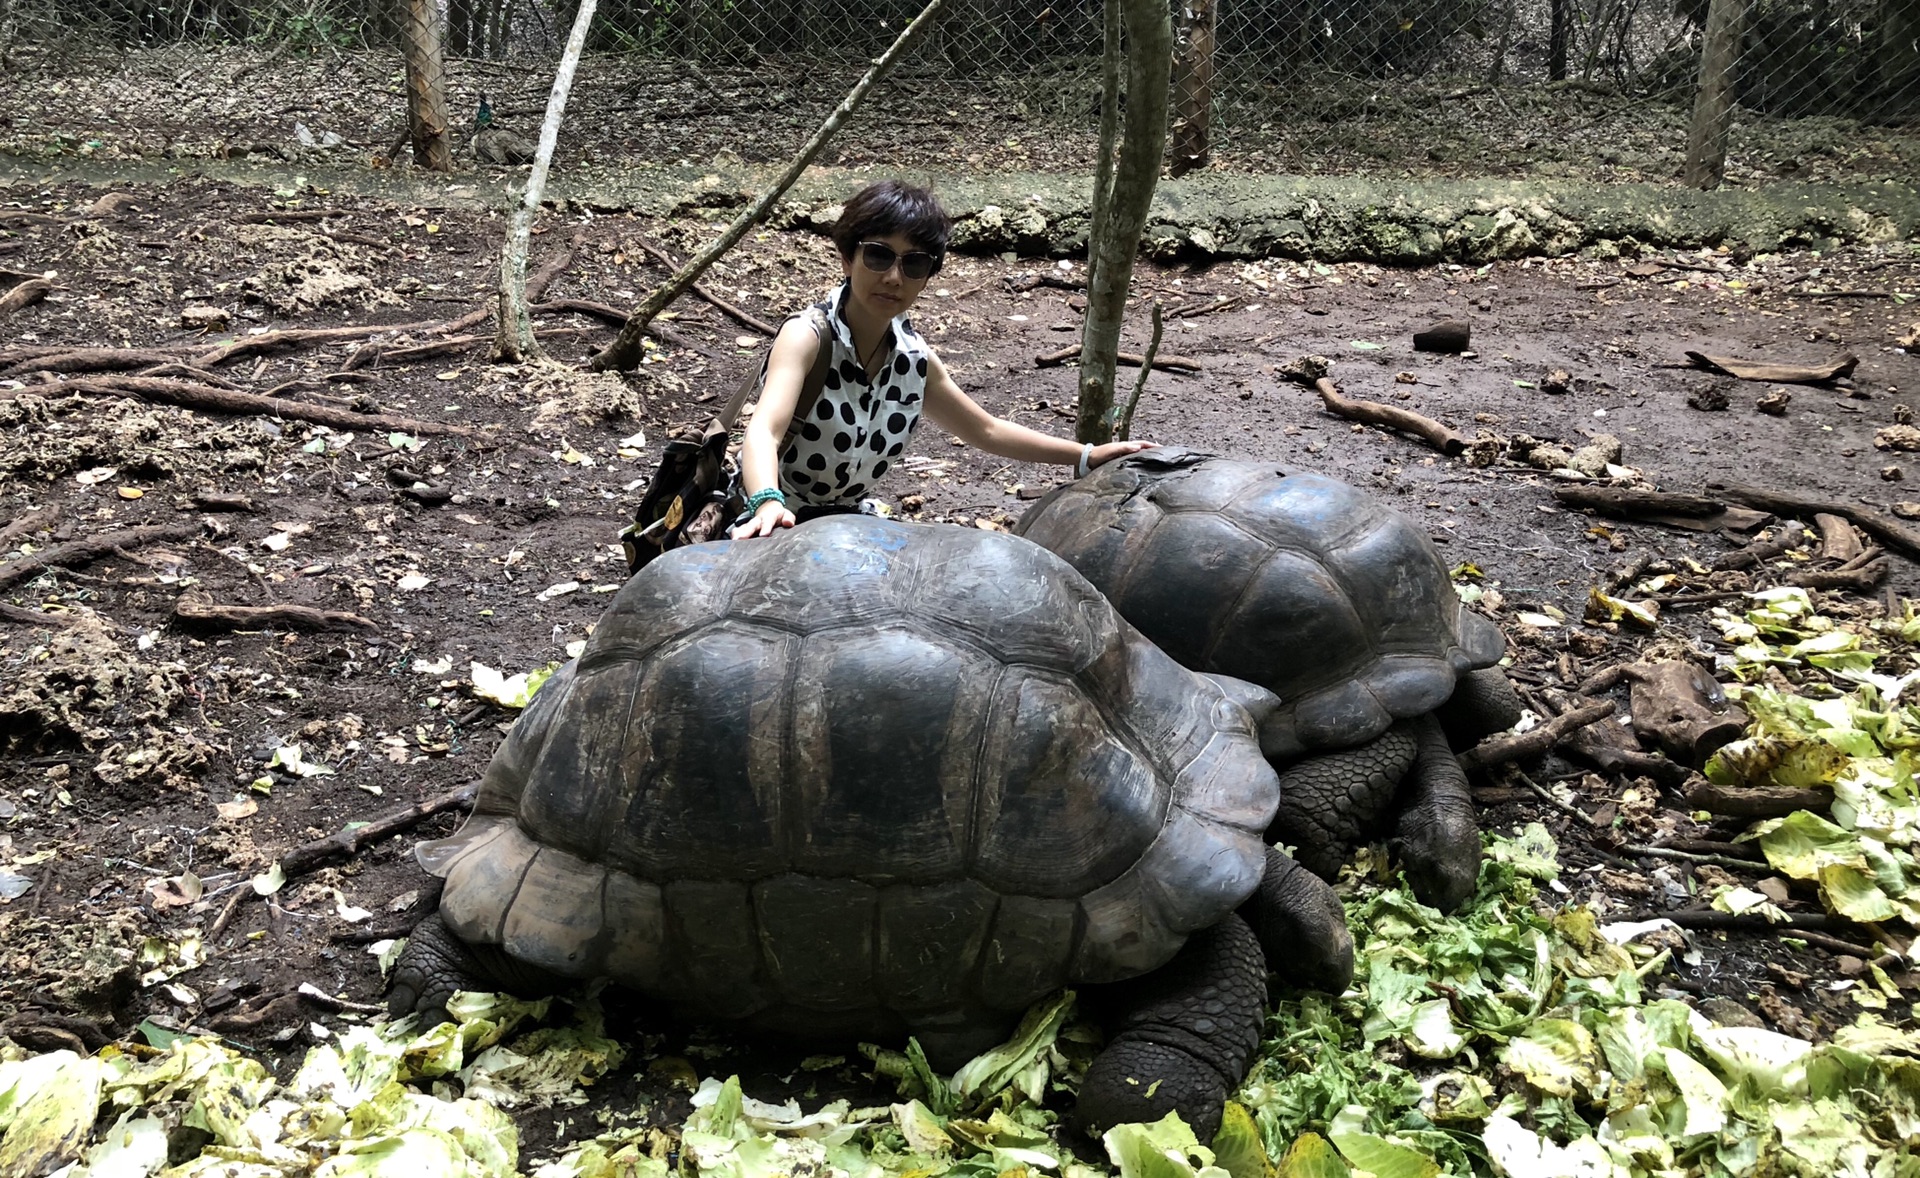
[778,282,931,507]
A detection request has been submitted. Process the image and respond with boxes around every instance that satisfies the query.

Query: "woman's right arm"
[730,318,821,539]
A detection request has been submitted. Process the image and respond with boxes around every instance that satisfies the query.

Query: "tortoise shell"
[417,516,1278,1043]
[1013,449,1504,759]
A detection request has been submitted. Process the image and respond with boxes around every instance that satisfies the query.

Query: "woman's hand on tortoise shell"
[729,500,796,539]
[1090,440,1156,470]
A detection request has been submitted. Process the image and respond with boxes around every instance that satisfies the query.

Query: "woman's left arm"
[921,350,1154,472]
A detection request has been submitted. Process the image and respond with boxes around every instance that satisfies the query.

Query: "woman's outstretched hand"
[729,500,796,539]
[1088,440,1157,470]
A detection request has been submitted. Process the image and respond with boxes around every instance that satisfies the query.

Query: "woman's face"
[841,231,933,320]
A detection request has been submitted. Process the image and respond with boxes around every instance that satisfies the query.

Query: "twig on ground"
[0,280,57,319]
[1711,482,1920,564]
[0,521,202,591]
[634,239,780,336]
[174,594,378,632]
[1034,343,1201,373]
[276,782,478,878]
[1460,698,1617,771]
[1623,843,1769,872]
[61,375,479,438]
[1311,376,1467,456]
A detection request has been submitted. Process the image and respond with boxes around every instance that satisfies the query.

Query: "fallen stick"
[1655,837,1766,862]
[1710,482,1920,564]
[1553,485,1771,533]
[0,521,202,590]
[1171,294,1238,319]
[276,781,477,877]
[174,594,377,631]
[1312,376,1467,457]
[1715,526,1808,571]
[1628,908,1871,942]
[1644,590,1754,608]
[1623,843,1767,872]
[1813,512,1862,562]
[1685,351,1858,384]
[1686,777,1829,818]
[1576,663,1630,695]
[192,318,454,368]
[1459,698,1616,771]
[0,505,60,549]
[0,348,189,379]
[1034,343,1201,373]
[297,982,386,1014]
[1786,558,1889,591]
[137,362,248,390]
[0,602,80,627]
[534,297,627,325]
[61,376,479,438]
[634,239,779,336]
[0,279,56,319]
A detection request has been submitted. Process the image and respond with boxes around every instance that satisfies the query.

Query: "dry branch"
[1034,343,1200,373]
[1786,558,1889,591]
[1685,777,1829,818]
[1312,376,1466,456]
[1459,698,1616,771]
[0,602,80,627]
[62,376,478,438]
[193,319,451,368]
[0,522,202,590]
[0,506,60,549]
[634,239,779,336]
[0,279,55,319]
[0,348,189,379]
[1710,482,1920,564]
[174,594,377,632]
[277,782,477,877]
[1814,512,1862,562]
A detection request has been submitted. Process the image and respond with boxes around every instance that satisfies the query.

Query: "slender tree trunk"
[403,0,454,171]
[1549,0,1571,80]
[1683,0,1749,188]
[1879,0,1920,117]
[494,0,599,362]
[1077,0,1172,445]
[590,0,949,372]
[1168,0,1215,176]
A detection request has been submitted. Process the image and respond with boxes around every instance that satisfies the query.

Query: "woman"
[730,180,1152,539]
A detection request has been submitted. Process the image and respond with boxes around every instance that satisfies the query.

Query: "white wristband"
[1075,443,1094,479]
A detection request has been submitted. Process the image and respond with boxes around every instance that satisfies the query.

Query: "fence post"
[404,0,454,171]
[1683,0,1748,189]
[1168,0,1215,177]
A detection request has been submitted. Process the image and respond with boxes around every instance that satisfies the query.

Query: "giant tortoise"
[389,516,1354,1139]
[1013,449,1520,912]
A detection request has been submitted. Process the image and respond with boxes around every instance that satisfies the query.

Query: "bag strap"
[715,304,833,434]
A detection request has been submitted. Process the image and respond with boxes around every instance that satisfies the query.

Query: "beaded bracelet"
[745,488,787,513]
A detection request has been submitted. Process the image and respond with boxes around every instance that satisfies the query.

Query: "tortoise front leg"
[1074,916,1265,1144]
[1237,847,1355,995]
[386,914,568,1023]
[1268,723,1419,880]
[1390,714,1480,913]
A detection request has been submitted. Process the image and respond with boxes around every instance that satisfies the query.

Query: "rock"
[1756,388,1791,416]
[1884,465,1904,482]
[1567,630,1610,657]
[1894,403,1913,424]
[1875,423,1920,451]
[1688,386,1730,411]
[1542,369,1572,395]
[1412,319,1471,353]
[1525,445,1572,472]
[181,305,230,330]
[1567,433,1622,478]
[1893,502,1920,519]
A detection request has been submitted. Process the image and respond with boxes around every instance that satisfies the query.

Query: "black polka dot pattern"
[777,286,930,507]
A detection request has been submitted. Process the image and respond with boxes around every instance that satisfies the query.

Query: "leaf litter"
[4,825,1915,1176]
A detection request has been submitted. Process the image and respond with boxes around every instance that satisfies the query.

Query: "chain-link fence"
[1,0,1914,181]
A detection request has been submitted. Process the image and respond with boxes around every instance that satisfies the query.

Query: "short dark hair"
[831,181,950,273]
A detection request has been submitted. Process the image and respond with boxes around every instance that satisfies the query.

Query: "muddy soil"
[1,172,1916,1166]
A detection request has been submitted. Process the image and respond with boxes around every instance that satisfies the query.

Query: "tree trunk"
[1683,0,1749,188]
[590,0,949,372]
[1168,0,1215,176]
[1879,0,1920,118]
[1077,0,1172,445]
[403,0,454,171]
[1549,0,1571,80]
[495,0,599,363]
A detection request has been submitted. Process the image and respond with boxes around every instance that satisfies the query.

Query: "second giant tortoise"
[389,516,1354,1139]
[1014,449,1520,911]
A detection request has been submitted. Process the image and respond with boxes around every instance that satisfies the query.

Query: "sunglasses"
[857,240,940,280]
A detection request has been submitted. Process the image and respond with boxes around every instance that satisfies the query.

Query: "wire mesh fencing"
[0,0,1913,182]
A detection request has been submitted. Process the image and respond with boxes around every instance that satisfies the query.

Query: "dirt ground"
[1,169,1917,1165]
